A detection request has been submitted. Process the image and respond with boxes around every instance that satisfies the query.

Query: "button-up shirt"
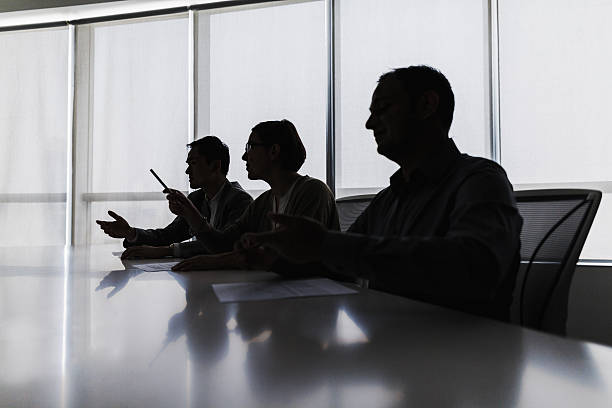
[322,138,522,321]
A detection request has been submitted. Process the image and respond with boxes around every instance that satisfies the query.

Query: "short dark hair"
[251,119,306,172]
[187,136,230,175]
[379,66,455,131]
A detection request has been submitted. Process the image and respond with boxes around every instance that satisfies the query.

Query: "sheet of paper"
[212,278,357,303]
[133,262,179,272]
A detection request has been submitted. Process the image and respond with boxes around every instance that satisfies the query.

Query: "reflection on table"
[1,245,612,407]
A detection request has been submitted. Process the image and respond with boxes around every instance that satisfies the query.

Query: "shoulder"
[363,186,392,209]
[457,154,509,178]
[252,189,273,206]
[454,154,515,203]
[187,189,205,204]
[227,181,254,202]
[295,176,334,197]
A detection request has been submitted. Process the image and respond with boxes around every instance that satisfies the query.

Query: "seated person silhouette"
[240,66,523,322]
[167,119,339,271]
[96,136,252,259]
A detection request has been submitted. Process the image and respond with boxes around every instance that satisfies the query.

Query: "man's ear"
[210,159,222,173]
[417,90,440,120]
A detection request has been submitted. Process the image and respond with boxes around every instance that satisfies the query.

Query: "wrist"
[126,228,138,242]
[162,246,174,257]
[169,243,181,258]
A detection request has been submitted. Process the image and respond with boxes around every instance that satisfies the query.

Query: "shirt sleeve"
[176,240,212,258]
[194,199,258,253]
[122,191,202,248]
[123,215,190,248]
[290,179,340,231]
[321,170,522,304]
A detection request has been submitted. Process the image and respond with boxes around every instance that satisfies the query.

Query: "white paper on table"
[212,278,357,303]
[133,262,179,272]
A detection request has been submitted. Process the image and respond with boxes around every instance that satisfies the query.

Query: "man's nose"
[185,167,190,174]
[365,114,375,130]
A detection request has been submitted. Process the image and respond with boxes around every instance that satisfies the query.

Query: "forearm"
[123,218,191,248]
[194,224,241,254]
[321,231,504,302]
[176,240,210,258]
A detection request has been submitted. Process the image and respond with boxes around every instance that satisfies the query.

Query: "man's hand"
[121,245,172,260]
[240,213,326,263]
[96,269,143,298]
[164,189,206,230]
[96,211,136,239]
[233,240,279,270]
[171,251,247,271]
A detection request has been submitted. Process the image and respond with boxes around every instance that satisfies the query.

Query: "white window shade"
[77,15,189,244]
[0,27,68,246]
[90,16,189,193]
[499,0,612,185]
[336,0,490,197]
[499,0,612,259]
[198,1,327,194]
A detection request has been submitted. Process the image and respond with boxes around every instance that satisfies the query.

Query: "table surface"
[2,245,612,408]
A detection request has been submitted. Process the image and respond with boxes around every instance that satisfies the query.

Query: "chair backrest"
[335,194,376,232]
[512,189,601,335]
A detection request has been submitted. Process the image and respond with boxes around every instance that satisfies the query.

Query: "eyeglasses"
[244,142,271,153]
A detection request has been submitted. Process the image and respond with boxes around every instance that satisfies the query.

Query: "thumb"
[108,210,125,222]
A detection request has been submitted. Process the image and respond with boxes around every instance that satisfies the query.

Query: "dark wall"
[567,265,612,346]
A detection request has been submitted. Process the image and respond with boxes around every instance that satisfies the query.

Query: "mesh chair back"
[336,194,376,232]
[513,189,601,334]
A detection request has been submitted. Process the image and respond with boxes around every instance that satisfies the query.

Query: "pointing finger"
[108,211,124,221]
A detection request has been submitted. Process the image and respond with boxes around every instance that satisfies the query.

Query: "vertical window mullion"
[489,0,501,164]
[326,0,336,193]
[66,24,76,246]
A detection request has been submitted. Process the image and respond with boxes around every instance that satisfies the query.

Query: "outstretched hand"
[239,213,326,263]
[96,210,134,239]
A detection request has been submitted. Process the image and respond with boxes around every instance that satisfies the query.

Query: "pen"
[150,168,169,191]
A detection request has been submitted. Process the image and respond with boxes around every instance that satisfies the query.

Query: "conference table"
[2,245,612,407]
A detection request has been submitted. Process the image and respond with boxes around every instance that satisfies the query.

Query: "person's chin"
[247,172,257,180]
[376,142,389,156]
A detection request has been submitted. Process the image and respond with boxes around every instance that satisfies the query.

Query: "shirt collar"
[390,138,461,193]
[206,178,229,203]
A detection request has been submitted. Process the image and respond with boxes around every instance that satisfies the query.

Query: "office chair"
[335,194,376,288]
[335,194,376,232]
[513,189,601,335]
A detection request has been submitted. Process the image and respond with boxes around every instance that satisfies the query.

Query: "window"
[4,0,612,260]
[197,1,327,195]
[0,27,68,246]
[498,0,612,259]
[73,15,189,244]
[335,0,490,197]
